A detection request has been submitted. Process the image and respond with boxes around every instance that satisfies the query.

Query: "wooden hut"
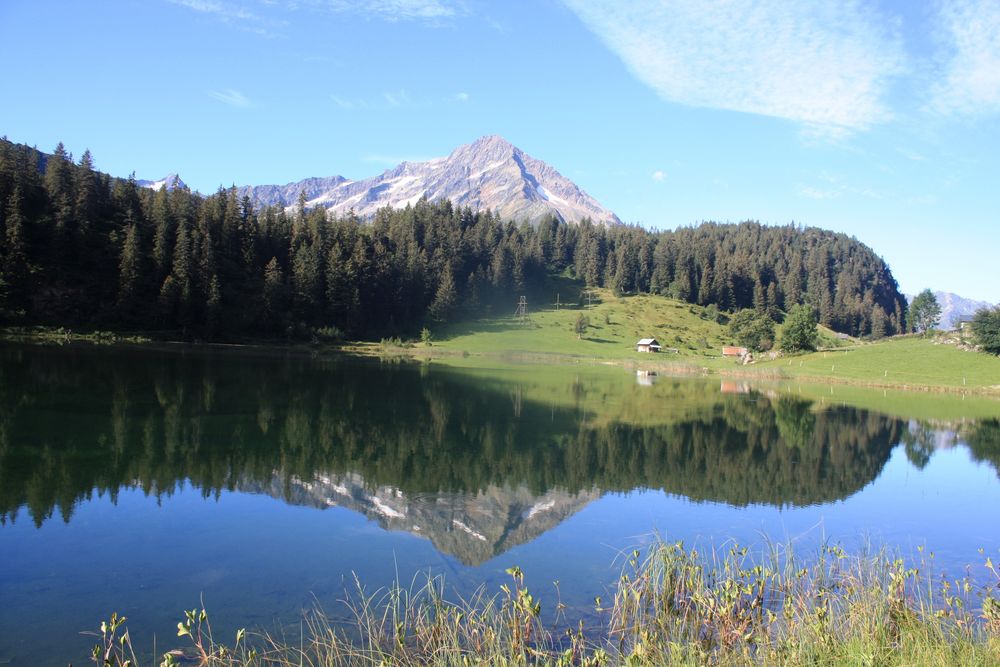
[636,338,662,353]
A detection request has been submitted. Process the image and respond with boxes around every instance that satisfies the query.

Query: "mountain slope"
[906,291,995,330]
[236,135,621,225]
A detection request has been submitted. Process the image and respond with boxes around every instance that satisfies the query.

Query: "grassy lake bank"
[95,541,1000,667]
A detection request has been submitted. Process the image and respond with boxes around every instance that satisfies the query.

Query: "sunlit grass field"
[754,336,1000,391]
[432,284,729,360]
[422,284,1000,395]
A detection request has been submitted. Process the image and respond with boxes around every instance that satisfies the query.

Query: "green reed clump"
[91,543,1000,666]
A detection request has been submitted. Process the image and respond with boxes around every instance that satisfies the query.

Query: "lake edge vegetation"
[92,540,1000,667]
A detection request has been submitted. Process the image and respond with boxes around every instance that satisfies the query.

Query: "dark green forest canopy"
[0,139,906,339]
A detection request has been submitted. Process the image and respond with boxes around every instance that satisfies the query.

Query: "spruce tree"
[429,264,457,322]
[1,187,28,317]
[263,257,286,330]
[117,223,142,313]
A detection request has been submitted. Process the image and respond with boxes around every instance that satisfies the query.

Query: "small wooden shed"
[722,346,748,357]
[636,338,662,353]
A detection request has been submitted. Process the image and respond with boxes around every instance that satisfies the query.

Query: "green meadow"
[402,285,1000,397]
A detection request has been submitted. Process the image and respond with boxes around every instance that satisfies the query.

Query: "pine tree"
[74,149,99,237]
[44,142,75,262]
[117,223,142,313]
[429,263,457,322]
[292,241,321,317]
[1,187,29,317]
[151,187,174,282]
[263,257,286,330]
[163,225,194,327]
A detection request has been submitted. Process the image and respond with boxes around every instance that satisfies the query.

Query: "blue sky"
[1,0,998,302]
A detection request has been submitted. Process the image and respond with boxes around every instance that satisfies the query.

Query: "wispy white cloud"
[330,94,361,110]
[312,0,464,22]
[651,170,665,182]
[382,89,412,107]
[929,0,1000,116]
[798,172,884,201]
[561,0,906,135]
[330,89,419,110]
[168,0,283,36]
[798,185,839,200]
[209,88,254,108]
[333,89,467,110]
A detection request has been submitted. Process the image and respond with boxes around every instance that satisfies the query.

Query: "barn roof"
[637,338,659,345]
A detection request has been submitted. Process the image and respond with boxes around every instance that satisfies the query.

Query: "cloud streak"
[561,0,906,134]
[312,0,463,22]
[168,0,282,36]
[209,88,254,108]
[930,0,1000,116]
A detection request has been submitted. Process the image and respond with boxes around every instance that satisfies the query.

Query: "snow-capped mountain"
[237,135,621,225]
[906,291,995,330]
[137,173,187,191]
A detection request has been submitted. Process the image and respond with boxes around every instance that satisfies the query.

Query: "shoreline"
[3,327,1000,399]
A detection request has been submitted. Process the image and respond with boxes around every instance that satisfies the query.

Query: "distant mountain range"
[140,136,621,225]
[906,291,995,329]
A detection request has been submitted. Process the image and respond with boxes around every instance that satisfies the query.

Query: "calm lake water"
[1,342,999,665]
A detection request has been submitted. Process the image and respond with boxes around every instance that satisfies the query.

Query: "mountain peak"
[137,173,186,192]
[468,134,517,151]
[237,137,621,225]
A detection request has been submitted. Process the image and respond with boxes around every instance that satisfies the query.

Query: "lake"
[1,342,998,665]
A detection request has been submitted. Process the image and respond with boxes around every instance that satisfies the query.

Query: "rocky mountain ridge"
[221,135,620,225]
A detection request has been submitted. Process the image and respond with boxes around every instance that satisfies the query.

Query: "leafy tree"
[574,312,590,337]
[971,306,1000,355]
[420,327,432,346]
[781,304,819,352]
[727,309,775,352]
[908,289,941,334]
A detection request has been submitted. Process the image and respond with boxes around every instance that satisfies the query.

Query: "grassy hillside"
[406,278,1000,397]
[754,336,1000,391]
[432,282,730,360]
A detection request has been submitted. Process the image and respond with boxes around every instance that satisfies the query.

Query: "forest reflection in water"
[2,341,997,562]
[2,342,1000,667]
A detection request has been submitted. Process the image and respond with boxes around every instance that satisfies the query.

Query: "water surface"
[1,342,998,665]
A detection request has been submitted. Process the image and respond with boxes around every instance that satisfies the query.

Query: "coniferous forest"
[0,139,907,340]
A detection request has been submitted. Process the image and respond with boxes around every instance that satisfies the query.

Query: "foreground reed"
[92,542,1000,666]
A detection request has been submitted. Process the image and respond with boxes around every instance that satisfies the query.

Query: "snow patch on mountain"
[235,135,620,225]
